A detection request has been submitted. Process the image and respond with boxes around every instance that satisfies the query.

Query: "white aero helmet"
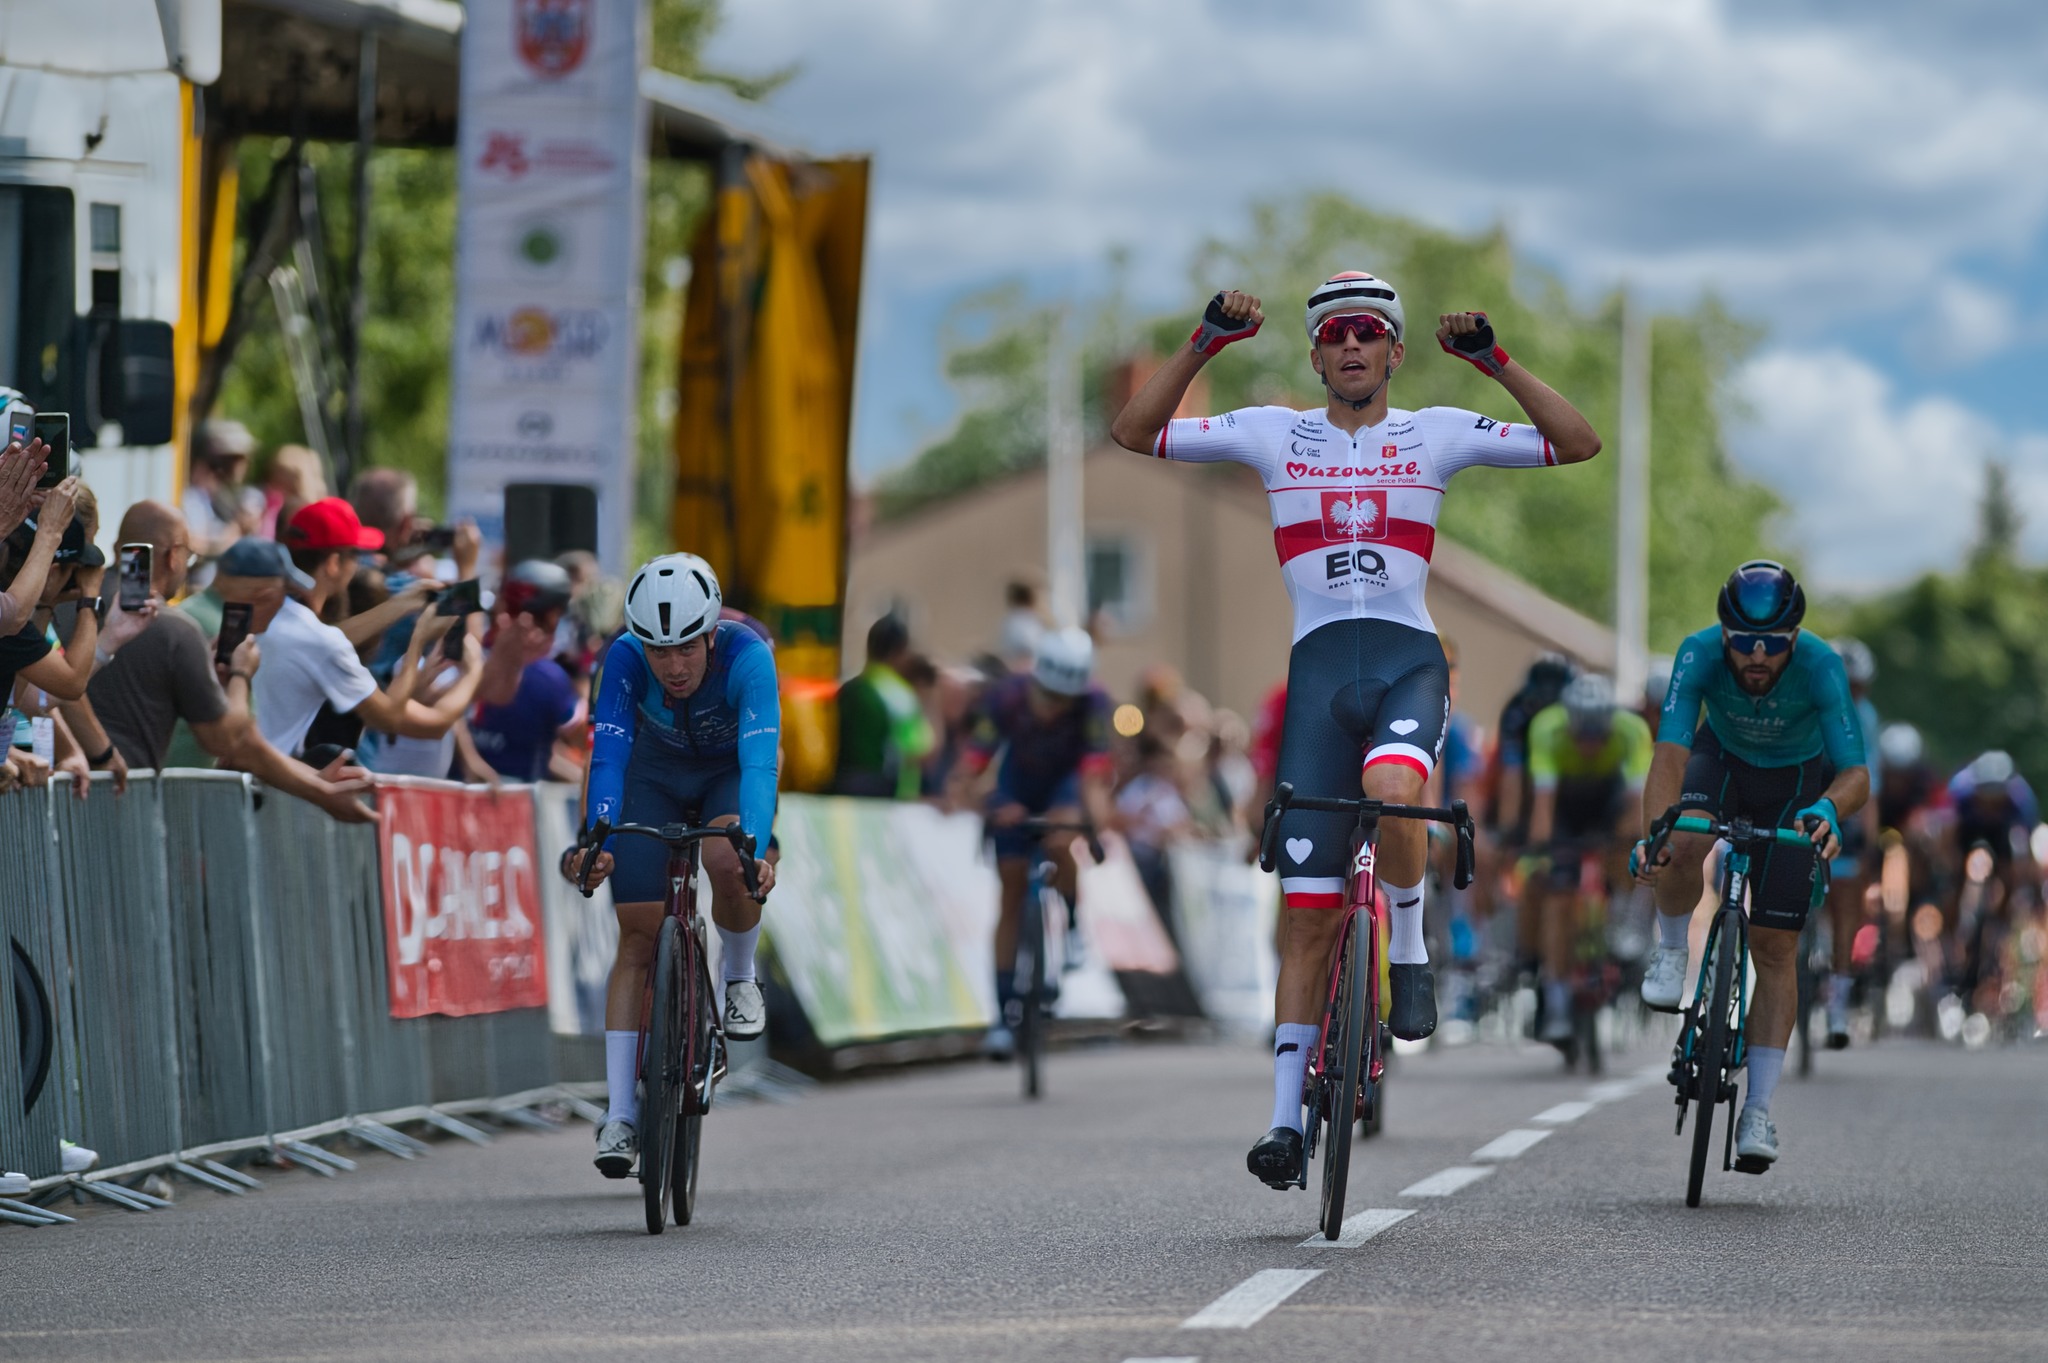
[1305,270,1405,344]
[1031,626,1095,697]
[1835,636,1875,687]
[1879,722,1923,769]
[624,552,722,646]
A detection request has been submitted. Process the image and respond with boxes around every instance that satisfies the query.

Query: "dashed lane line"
[1531,1100,1596,1125]
[1121,1357,1200,1362]
[1399,1165,1494,1197]
[1299,1206,1414,1249]
[1181,1269,1324,1329]
[1471,1128,1551,1161]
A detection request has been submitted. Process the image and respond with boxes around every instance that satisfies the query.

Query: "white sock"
[1384,877,1427,964]
[718,923,761,982]
[1656,911,1690,951]
[604,1030,640,1126]
[1827,973,1853,1012]
[1270,1023,1320,1132]
[1544,978,1571,1019]
[1744,1045,1785,1114]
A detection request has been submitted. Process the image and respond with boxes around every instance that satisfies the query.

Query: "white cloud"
[1927,278,2018,368]
[1730,349,2048,589]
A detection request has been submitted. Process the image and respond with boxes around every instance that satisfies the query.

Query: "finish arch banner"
[376,779,551,1018]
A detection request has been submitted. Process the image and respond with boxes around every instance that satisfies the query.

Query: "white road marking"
[1471,1128,1551,1161]
[1181,1269,1323,1329]
[1122,1358,1200,1362]
[1299,1207,1414,1249]
[1532,1100,1596,1125]
[1399,1165,1494,1197]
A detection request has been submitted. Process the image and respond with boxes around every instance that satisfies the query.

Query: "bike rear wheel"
[1686,919,1737,1209]
[671,928,713,1226]
[1019,879,1047,1100]
[641,918,685,1234]
[1319,916,1367,1240]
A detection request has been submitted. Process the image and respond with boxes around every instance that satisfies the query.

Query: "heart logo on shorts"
[1389,719,1420,735]
[1285,837,1313,864]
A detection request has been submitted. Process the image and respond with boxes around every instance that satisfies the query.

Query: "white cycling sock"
[1656,911,1691,951]
[718,924,761,982]
[1384,877,1427,964]
[1827,973,1853,1012]
[604,1030,640,1126]
[1743,1045,1786,1114]
[1270,1023,1320,1133]
[1544,978,1571,1020]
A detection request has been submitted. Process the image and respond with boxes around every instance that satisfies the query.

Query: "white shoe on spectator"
[0,1171,29,1196]
[60,1140,97,1175]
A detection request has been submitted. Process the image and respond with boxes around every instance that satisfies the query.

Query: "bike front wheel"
[1018,881,1047,1100]
[641,917,685,1235]
[1319,917,1367,1240]
[1686,920,1737,1209]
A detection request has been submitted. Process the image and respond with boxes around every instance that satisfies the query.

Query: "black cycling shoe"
[1389,963,1438,1041]
[1246,1126,1303,1189]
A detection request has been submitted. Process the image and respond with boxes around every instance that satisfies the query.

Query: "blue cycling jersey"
[1658,626,1867,771]
[586,621,780,846]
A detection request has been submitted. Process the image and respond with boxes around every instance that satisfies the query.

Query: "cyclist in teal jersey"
[1634,561,1868,1171]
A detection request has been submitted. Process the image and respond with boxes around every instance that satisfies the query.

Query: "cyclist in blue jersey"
[1634,561,1869,1171]
[556,553,779,1178]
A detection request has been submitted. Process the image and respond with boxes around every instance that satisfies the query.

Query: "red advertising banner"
[377,780,551,1018]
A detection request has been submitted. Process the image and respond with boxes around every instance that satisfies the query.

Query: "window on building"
[1087,534,1151,633]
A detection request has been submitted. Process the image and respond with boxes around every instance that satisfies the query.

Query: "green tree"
[1843,462,2048,784]
[878,191,1783,647]
[215,0,755,548]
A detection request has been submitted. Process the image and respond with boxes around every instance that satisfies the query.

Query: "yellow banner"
[671,155,869,682]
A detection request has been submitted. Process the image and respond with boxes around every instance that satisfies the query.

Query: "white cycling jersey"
[1152,404,1556,640]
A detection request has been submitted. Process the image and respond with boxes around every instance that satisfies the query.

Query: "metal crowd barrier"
[0,771,581,1220]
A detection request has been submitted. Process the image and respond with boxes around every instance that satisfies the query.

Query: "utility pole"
[1045,305,1086,630]
[1614,288,1651,700]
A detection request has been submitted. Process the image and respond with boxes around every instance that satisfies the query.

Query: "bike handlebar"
[993,817,1106,866]
[1638,806,1832,898]
[1257,781,1477,891]
[574,817,761,900]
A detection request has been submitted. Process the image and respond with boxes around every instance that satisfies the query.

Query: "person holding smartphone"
[79,517,376,824]
[1,479,156,710]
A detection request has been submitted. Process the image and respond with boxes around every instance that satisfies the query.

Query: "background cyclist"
[1524,673,1650,1046]
[558,553,780,1179]
[1109,271,1601,1185]
[1822,637,1883,1048]
[1635,561,1869,1173]
[949,626,1116,1060]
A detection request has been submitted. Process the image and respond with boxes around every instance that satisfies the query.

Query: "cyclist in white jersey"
[1111,272,1601,1185]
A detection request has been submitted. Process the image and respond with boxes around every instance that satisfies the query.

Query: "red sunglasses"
[1315,312,1396,346]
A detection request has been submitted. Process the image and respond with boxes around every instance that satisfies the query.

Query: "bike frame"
[1316,823,1387,1113]
[1678,842,1754,1081]
[642,839,724,1114]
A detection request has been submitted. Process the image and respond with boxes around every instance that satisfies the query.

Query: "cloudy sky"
[704,0,2048,592]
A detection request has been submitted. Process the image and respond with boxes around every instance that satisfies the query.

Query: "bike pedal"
[1732,1155,1772,1175]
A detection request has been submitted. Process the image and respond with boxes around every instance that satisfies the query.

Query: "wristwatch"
[76,594,104,621]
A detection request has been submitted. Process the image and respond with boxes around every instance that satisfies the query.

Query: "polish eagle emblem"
[1328,493,1381,537]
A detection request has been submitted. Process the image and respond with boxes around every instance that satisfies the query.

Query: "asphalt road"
[4,1028,2044,1363]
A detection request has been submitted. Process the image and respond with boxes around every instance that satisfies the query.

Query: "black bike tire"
[671,928,711,1226]
[1319,917,1366,1240]
[641,918,683,1235]
[1687,920,1736,1209]
[1020,882,1045,1100]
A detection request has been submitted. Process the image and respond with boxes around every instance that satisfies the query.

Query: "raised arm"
[1109,291,1264,453]
[1436,313,1601,465]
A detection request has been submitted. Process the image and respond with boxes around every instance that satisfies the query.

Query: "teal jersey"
[1658,626,1868,771]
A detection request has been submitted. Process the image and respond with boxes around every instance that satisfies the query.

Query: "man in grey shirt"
[81,504,374,824]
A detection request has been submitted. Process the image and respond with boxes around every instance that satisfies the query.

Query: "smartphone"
[32,412,69,488]
[433,578,481,617]
[418,524,459,553]
[215,601,254,671]
[118,543,153,611]
[441,615,469,662]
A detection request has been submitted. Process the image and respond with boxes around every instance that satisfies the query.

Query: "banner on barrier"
[377,781,550,1018]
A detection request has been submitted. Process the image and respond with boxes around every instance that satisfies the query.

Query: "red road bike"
[1259,781,1475,1240]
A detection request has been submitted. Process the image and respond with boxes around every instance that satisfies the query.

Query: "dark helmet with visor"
[1717,560,1805,634]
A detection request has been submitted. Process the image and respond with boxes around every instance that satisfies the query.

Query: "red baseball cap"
[286,497,384,552]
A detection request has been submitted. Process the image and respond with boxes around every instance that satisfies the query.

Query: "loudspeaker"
[503,482,597,564]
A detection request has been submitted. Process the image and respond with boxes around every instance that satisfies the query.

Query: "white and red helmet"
[1305,271,1405,344]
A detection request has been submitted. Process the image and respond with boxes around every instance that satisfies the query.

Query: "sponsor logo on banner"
[475,133,618,181]
[516,0,591,77]
[470,306,610,380]
[1322,488,1388,540]
[511,218,573,278]
[378,782,550,1018]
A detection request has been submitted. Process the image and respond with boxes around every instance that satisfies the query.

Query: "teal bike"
[1641,810,1828,1208]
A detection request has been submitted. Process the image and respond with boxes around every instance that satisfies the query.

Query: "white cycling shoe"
[593,1119,638,1179]
[1641,946,1689,1013]
[723,979,766,1041]
[1734,1107,1779,1170]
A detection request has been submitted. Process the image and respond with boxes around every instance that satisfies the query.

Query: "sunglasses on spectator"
[1724,630,1797,657]
[1314,313,1396,347]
